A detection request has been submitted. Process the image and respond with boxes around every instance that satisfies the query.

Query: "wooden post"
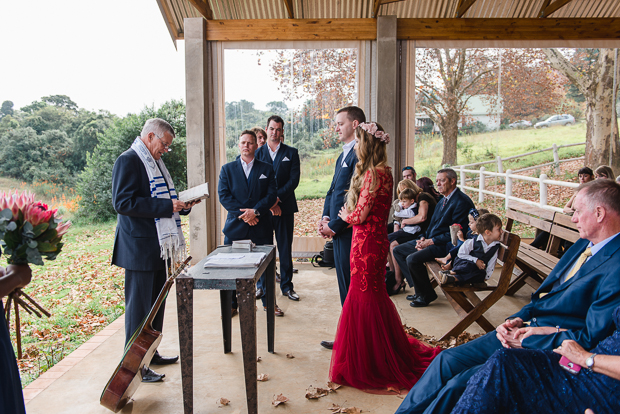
[539,173,548,207]
[496,155,503,174]
[505,169,512,210]
[552,143,560,175]
[460,165,466,188]
[479,166,485,204]
[377,16,398,184]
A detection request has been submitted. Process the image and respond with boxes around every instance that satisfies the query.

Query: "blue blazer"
[425,187,475,246]
[322,148,358,236]
[512,235,620,351]
[255,143,300,215]
[218,158,277,244]
[111,149,189,271]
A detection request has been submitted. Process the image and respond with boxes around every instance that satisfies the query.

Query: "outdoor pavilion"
[22,2,620,413]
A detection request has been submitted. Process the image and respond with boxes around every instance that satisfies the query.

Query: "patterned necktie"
[564,247,592,283]
[442,197,448,209]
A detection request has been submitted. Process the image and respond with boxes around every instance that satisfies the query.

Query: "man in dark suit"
[218,130,283,316]
[317,106,365,350]
[112,118,197,382]
[396,179,620,414]
[393,168,474,307]
[255,115,301,302]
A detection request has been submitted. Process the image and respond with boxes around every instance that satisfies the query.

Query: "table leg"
[220,290,232,353]
[266,256,276,353]
[176,276,194,414]
[237,279,258,414]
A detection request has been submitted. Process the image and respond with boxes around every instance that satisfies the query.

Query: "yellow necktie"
[539,247,592,298]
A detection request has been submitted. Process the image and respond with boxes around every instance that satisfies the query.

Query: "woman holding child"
[329,122,441,392]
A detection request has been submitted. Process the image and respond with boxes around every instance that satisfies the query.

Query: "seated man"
[393,168,474,307]
[396,179,620,414]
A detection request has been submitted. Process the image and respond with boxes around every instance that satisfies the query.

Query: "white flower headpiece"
[359,122,390,144]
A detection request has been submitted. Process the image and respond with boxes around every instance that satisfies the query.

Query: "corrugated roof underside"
[163,0,620,37]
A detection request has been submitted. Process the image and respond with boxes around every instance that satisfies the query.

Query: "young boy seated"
[436,208,489,270]
[439,213,503,285]
[389,188,422,245]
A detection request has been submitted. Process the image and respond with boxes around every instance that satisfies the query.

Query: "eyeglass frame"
[154,133,173,151]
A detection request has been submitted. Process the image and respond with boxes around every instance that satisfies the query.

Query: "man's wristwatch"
[585,353,597,372]
[254,209,260,217]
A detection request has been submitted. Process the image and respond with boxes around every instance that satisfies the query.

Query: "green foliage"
[77,100,188,222]
[1,101,14,118]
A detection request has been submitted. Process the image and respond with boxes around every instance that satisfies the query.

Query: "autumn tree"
[267,48,357,148]
[544,48,620,173]
[416,48,496,166]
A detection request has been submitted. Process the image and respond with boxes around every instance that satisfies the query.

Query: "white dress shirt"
[268,142,281,161]
[241,158,254,178]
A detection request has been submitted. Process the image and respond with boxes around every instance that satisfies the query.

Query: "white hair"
[141,118,175,139]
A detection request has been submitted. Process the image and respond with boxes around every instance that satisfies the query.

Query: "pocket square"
[283,156,290,161]
[259,174,267,179]
[343,162,348,167]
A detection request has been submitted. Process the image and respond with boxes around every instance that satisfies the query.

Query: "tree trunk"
[441,111,461,166]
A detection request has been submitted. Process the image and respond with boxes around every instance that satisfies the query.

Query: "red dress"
[329,167,441,391]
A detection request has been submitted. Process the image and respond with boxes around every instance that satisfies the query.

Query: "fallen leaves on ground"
[257,373,269,381]
[404,325,484,349]
[286,353,295,359]
[217,397,230,407]
[326,381,341,391]
[329,403,362,413]
[272,394,289,406]
[257,356,262,362]
[386,386,400,394]
[305,385,329,399]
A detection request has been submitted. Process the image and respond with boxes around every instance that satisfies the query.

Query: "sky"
[0,0,289,117]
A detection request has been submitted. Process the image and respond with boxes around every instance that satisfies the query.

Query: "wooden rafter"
[455,0,478,18]
[283,0,295,19]
[187,0,214,20]
[539,0,573,18]
[373,0,404,18]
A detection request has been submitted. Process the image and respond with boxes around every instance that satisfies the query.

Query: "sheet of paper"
[204,252,266,268]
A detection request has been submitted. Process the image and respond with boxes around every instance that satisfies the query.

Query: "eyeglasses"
[155,134,172,152]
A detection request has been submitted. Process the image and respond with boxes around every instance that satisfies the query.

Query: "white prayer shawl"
[131,137,186,274]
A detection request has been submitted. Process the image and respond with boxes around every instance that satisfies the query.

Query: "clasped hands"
[172,199,201,213]
[317,217,335,239]
[496,318,567,349]
[416,237,434,250]
[239,209,259,226]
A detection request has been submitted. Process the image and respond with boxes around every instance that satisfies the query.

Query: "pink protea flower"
[0,191,36,220]
[22,203,57,227]
[55,220,72,237]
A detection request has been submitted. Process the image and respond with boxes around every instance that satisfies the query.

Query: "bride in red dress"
[329,122,441,391]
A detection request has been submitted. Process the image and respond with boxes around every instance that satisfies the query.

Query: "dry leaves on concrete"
[305,386,330,399]
[272,394,289,406]
[404,325,483,349]
[326,381,341,391]
[257,373,269,381]
[217,397,230,407]
[257,356,262,362]
[329,403,362,413]
[286,353,295,359]
[386,386,400,394]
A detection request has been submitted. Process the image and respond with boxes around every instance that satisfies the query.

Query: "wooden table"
[176,245,276,414]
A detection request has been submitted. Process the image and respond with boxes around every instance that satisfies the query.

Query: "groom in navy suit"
[318,106,366,350]
[255,115,301,302]
[396,179,620,414]
[393,168,474,307]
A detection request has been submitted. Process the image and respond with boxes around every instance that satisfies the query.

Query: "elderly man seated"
[395,179,620,414]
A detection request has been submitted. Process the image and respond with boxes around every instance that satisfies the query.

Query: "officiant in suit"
[112,118,197,383]
[393,168,474,307]
[218,130,284,316]
[396,178,620,414]
[255,115,301,302]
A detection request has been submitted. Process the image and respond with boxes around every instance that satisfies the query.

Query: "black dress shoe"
[256,287,265,299]
[406,294,421,301]
[151,351,179,365]
[285,289,300,301]
[142,367,165,382]
[410,298,430,308]
[320,340,334,350]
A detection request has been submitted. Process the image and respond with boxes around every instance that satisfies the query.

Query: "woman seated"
[563,167,594,215]
[595,165,615,181]
[452,305,620,414]
[416,177,442,203]
[388,179,417,234]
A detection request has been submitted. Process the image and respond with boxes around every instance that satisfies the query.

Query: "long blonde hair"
[346,122,389,211]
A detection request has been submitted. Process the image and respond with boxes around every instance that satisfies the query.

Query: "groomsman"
[218,130,284,316]
[255,115,301,302]
[318,106,366,349]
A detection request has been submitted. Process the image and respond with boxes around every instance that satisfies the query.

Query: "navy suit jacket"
[218,158,277,244]
[425,187,475,246]
[512,235,620,351]
[322,148,358,236]
[255,143,300,215]
[111,149,189,271]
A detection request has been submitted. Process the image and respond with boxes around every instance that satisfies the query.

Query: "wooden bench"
[505,201,579,295]
[425,231,521,341]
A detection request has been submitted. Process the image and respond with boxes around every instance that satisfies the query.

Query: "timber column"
[376,15,399,183]
[185,17,217,260]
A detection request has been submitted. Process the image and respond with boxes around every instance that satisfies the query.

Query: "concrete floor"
[25,263,532,414]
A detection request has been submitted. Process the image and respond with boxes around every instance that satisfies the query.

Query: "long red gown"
[329,167,442,391]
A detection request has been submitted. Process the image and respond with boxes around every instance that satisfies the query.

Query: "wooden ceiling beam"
[187,0,214,20]
[539,0,573,18]
[373,0,404,18]
[456,0,478,18]
[283,0,295,19]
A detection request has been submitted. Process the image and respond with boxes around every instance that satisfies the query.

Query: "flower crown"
[359,122,390,144]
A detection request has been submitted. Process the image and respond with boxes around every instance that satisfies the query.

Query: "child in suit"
[440,213,503,285]
[437,208,489,270]
[389,188,422,244]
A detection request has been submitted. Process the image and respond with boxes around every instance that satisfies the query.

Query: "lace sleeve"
[346,170,378,225]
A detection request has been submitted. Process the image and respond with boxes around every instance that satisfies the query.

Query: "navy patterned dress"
[452,306,620,414]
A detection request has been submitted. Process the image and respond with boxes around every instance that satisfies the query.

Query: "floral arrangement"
[0,191,71,265]
[451,223,463,230]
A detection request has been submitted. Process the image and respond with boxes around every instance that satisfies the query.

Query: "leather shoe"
[151,351,178,365]
[292,268,298,274]
[406,294,421,301]
[142,367,165,383]
[320,340,334,350]
[285,289,300,301]
[410,292,438,308]
[264,304,284,317]
[255,287,265,299]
